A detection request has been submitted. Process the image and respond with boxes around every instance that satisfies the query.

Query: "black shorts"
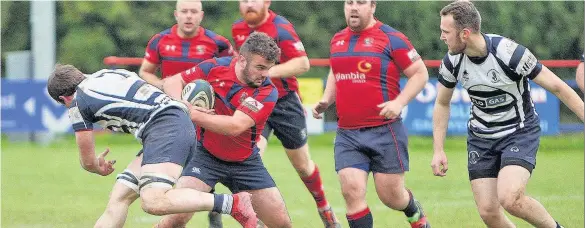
[467,123,540,180]
[181,144,276,193]
[334,120,409,174]
[261,92,308,149]
[140,108,197,167]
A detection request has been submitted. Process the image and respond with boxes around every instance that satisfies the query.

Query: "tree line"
[1,1,583,75]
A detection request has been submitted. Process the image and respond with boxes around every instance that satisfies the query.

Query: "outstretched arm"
[533,65,584,122]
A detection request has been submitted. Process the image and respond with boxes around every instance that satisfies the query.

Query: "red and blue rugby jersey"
[181,57,278,162]
[330,21,420,129]
[232,10,307,98]
[144,25,233,78]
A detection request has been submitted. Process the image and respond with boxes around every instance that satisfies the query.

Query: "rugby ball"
[181,79,215,109]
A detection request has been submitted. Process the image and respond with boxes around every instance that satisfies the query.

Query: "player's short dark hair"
[440,1,481,33]
[239,32,281,64]
[47,64,85,104]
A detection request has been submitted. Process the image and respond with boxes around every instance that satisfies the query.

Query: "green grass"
[2,132,583,228]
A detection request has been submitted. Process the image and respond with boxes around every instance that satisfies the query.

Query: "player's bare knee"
[341,184,363,202]
[498,189,525,213]
[141,199,170,216]
[138,172,176,216]
[477,204,503,222]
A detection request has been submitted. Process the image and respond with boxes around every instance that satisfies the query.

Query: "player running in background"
[156,32,292,228]
[576,54,584,93]
[232,1,340,227]
[47,65,257,228]
[313,1,430,228]
[94,1,233,227]
[140,0,232,88]
[432,2,584,228]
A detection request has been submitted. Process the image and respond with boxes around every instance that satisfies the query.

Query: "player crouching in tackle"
[46,65,258,228]
[155,32,292,228]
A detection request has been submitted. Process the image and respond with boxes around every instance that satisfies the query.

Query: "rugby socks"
[301,165,329,209]
[402,189,419,218]
[212,194,234,214]
[347,207,373,228]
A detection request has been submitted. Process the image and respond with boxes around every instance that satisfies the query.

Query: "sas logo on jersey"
[196,45,206,55]
[293,41,305,51]
[145,52,150,59]
[243,97,264,112]
[335,72,366,83]
[335,40,345,46]
[357,60,372,73]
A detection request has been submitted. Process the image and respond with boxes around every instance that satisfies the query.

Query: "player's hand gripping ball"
[182,79,215,109]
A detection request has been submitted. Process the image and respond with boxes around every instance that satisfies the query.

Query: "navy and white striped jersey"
[438,34,543,138]
[67,69,188,140]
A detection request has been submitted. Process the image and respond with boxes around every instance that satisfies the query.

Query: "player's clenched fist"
[312,100,330,119]
[431,150,448,177]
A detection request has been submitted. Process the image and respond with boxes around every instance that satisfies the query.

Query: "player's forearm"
[576,63,584,92]
[394,71,428,106]
[76,132,98,173]
[268,57,310,78]
[162,76,184,101]
[321,69,337,104]
[140,71,164,89]
[432,102,451,152]
[555,84,585,122]
[190,112,245,136]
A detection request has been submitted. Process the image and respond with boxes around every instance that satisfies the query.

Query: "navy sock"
[212,194,233,214]
[347,207,373,228]
[402,189,418,218]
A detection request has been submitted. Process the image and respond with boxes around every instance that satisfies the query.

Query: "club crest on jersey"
[357,60,372,73]
[196,45,206,55]
[364,37,374,47]
[488,69,500,83]
[335,40,345,46]
[243,97,264,112]
[462,70,470,82]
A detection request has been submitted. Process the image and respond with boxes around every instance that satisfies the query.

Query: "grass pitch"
[2,132,583,227]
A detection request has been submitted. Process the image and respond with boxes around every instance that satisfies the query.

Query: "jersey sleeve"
[237,86,278,125]
[495,38,542,80]
[387,33,420,71]
[438,54,460,88]
[213,35,234,57]
[180,61,215,83]
[68,99,93,132]
[144,34,162,64]
[276,24,307,59]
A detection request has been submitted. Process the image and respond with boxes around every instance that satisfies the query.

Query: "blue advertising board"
[1,79,71,132]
